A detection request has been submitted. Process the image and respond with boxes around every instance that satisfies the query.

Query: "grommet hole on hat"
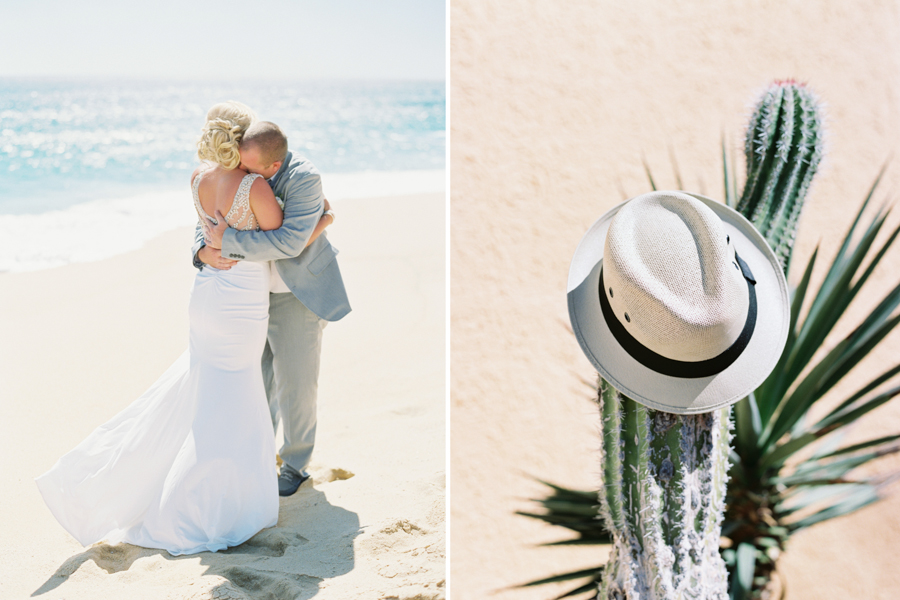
[733,262,739,270]
[726,234,730,243]
[624,312,630,322]
[609,287,614,298]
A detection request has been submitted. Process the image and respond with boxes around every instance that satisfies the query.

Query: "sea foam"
[0,169,444,273]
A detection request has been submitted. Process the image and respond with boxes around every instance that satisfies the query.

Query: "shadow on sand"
[33,485,359,600]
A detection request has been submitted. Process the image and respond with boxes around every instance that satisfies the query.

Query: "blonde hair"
[196,101,257,170]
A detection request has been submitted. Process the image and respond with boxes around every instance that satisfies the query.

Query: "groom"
[193,120,351,496]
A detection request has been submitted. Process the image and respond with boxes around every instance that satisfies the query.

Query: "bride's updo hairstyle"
[196,101,257,170]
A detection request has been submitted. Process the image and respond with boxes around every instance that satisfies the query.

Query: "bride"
[35,102,329,556]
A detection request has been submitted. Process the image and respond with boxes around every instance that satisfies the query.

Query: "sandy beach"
[0,192,445,599]
[451,2,900,599]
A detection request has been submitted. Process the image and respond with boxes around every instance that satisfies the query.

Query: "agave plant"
[521,81,900,599]
[724,164,900,598]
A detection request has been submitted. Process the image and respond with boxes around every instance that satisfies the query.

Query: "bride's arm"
[304,198,334,247]
[248,177,283,231]
[241,178,334,247]
[250,178,333,242]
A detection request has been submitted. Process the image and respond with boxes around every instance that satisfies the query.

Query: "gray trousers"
[261,292,326,473]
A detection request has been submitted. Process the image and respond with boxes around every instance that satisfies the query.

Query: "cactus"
[523,83,900,600]
[597,83,823,600]
[597,380,732,600]
[737,80,823,270]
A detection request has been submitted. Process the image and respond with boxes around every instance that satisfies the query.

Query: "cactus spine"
[597,379,733,600]
[737,81,823,270]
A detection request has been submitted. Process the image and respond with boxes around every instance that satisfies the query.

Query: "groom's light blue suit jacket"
[191,152,351,322]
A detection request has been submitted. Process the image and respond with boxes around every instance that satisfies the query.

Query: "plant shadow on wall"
[520,82,900,600]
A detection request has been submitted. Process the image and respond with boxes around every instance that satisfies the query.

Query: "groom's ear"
[271,161,283,173]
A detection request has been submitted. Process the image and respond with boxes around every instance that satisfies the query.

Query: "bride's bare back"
[191,165,283,236]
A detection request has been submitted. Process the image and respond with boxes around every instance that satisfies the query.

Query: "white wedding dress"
[36,170,278,556]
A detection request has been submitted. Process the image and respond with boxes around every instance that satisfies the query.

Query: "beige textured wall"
[451,2,900,599]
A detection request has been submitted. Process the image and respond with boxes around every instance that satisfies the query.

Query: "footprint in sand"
[222,529,309,557]
[86,543,149,574]
[201,580,248,600]
[191,569,322,600]
[380,518,427,535]
[221,567,321,599]
[313,467,355,484]
[357,517,444,586]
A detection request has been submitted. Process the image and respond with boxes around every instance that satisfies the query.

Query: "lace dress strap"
[224,173,264,232]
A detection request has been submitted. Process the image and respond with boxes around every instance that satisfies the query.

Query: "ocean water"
[0,78,445,271]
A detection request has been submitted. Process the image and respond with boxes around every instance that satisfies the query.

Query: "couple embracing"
[35,101,350,556]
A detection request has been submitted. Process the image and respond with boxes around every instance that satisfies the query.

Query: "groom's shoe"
[278,463,310,497]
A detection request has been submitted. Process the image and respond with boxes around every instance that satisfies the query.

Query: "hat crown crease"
[604,192,749,363]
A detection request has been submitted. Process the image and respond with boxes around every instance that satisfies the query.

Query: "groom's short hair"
[242,121,288,166]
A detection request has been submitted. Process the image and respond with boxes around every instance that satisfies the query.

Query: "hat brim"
[567,192,790,414]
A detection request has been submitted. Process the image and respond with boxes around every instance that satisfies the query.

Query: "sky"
[0,0,445,81]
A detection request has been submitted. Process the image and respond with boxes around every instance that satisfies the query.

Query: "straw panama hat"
[567,191,790,414]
